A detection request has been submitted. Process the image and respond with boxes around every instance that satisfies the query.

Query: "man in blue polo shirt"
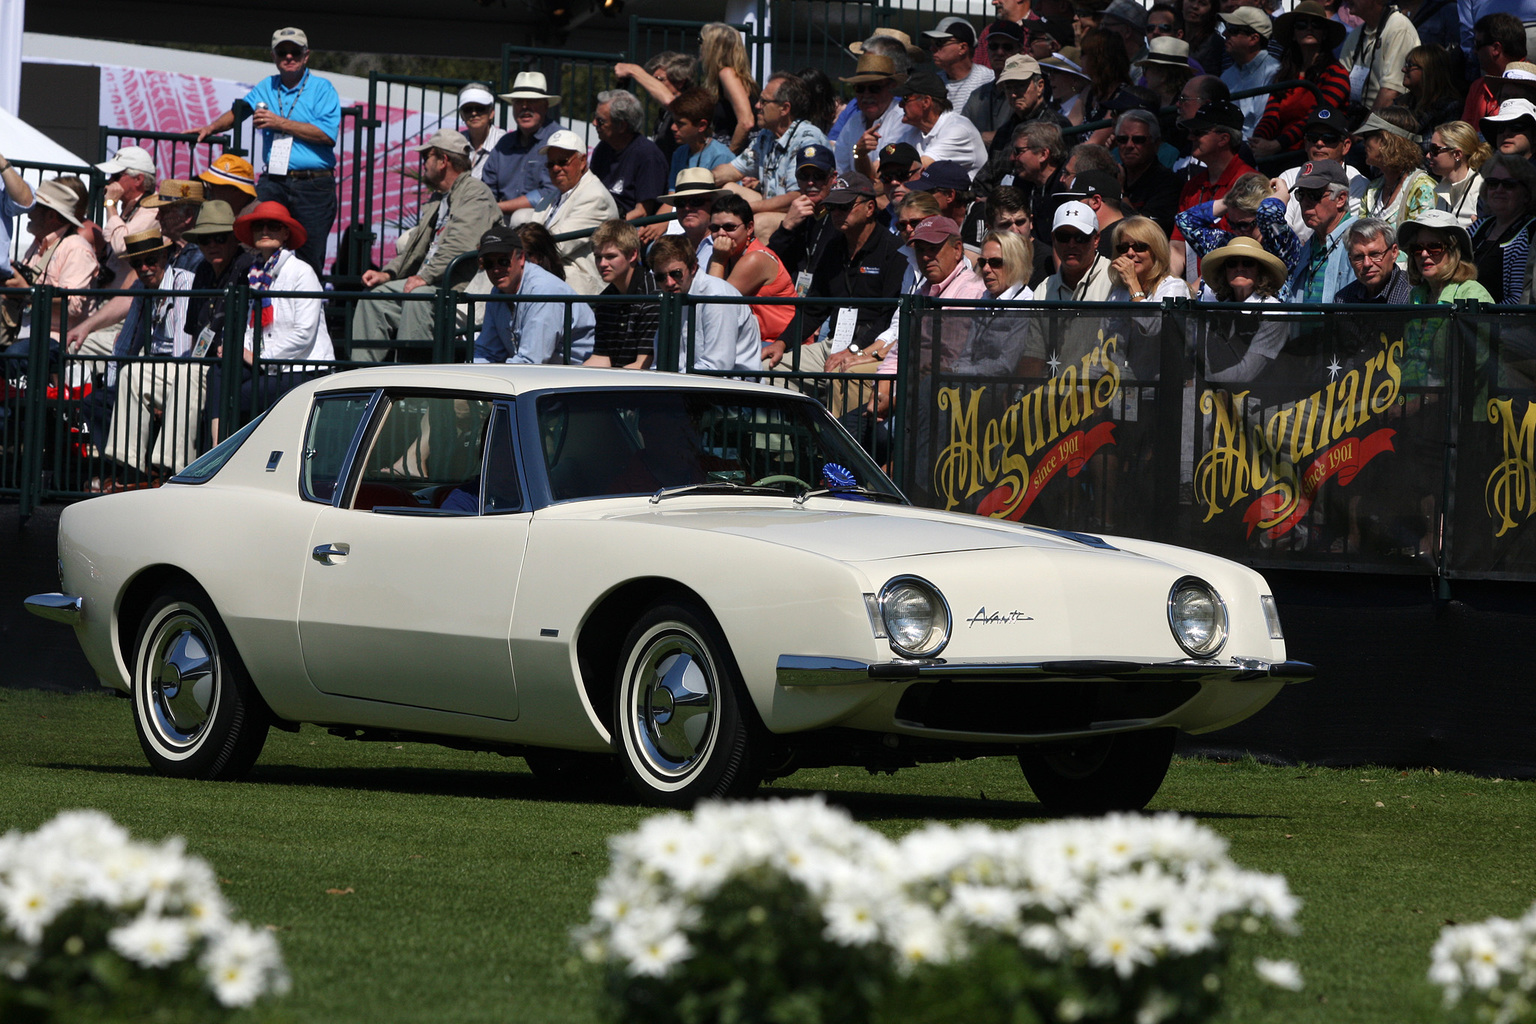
[194,27,340,274]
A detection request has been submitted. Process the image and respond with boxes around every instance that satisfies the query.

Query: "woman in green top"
[1400,210,1492,390]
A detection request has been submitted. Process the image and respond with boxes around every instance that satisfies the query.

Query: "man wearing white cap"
[924,17,994,110]
[95,145,159,265]
[355,130,500,354]
[529,129,619,295]
[1020,201,1114,375]
[457,82,506,181]
[482,72,562,221]
[194,27,341,273]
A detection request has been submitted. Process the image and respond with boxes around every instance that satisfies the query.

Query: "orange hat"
[199,154,258,197]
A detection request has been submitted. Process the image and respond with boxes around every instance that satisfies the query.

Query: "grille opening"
[894,678,1201,734]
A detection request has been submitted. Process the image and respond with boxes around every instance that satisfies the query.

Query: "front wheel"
[131,585,269,779]
[613,602,759,807]
[1017,729,1177,814]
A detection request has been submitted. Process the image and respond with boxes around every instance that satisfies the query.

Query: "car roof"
[303,364,793,400]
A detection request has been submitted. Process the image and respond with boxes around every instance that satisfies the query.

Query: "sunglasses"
[878,169,910,182]
[1486,177,1526,191]
[976,256,1008,269]
[1224,256,1260,270]
[1147,21,1177,33]
[1115,240,1151,254]
[1423,144,1458,157]
[1409,243,1447,257]
[1114,134,1151,146]
[897,217,927,231]
[797,171,829,184]
[675,196,713,209]
[461,104,492,117]
[710,222,744,233]
[853,81,893,94]
[547,152,583,166]
[252,220,289,236]
[1227,219,1257,233]
[127,254,165,270]
[1053,230,1091,244]
[195,232,234,245]
[661,268,687,282]
[1293,187,1328,204]
[1293,16,1328,29]
[1304,131,1344,145]
[480,255,514,270]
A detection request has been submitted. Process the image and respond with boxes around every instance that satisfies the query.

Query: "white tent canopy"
[0,105,89,169]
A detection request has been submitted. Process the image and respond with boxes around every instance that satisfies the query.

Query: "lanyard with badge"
[1347,10,1391,104]
[264,70,309,176]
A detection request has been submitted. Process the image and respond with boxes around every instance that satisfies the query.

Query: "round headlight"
[879,576,951,658]
[1168,577,1227,658]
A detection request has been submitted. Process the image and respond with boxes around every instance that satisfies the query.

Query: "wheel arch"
[575,576,739,738]
[116,565,211,673]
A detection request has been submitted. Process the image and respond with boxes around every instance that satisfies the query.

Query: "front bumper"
[24,593,83,626]
[777,654,1315,687]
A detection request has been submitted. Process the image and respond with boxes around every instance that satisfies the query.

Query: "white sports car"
[26,366,1310,812]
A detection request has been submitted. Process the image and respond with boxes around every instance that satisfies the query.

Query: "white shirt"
[918,110,989,176]
[834,101,920,175]
[942,62,995,113]
[680,272,763,373]
[244,250,334,362]
[466,125,507,180]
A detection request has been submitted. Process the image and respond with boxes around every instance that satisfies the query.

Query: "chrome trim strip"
[776,655,875,687]
[25,593,83,626]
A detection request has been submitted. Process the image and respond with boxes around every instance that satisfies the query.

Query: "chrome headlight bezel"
[1167,576,1228,658]
[878,575,951,658]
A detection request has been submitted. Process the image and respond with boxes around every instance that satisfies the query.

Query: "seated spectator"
[949,229,1035,376]
[1172,75,1230,164]
[909,214,988,368]
[1251,2,1350,163]
[794,67,840,138]
[587,219,658,369]
[1283,159,1359,302]
[523,129,618,295]
[515,223,565,280]
[713,72,828,225]
[964,23,1028,144]
[1021,201,1115,376]
[1074,28,1137,142]
[1354,108,1437,238]
[1462,13,1525,125]
[706,192,796,355]
[764,144,839,276]
[196,154,259,215]
[1009,120,1071,247]
[12,179,101,342]
[1428,121,1490,227]
[1106,215,1186,379]
[1139,37,1194,114]
[985,186,1054,284]
[982,54,1066,168]
[1066,169,1128,256]
[483,72,561,221]
[356,130,500,353]
[1472,153,1536,304]
[1194,235,1290,383]
[1341,0,1421,112]
[457,82,505,180]
[1217,7,1276,134]
[665,88,736,189]
[1481,97,1536,158]
[874,142,923,212]
[1175,99,1252,219]
[590,90,670,220]
[899,69,989,175]
[614,51,696,160]
[837,53,920,176]
[1400,210,1493,389]
[1274,107,1370,245]
[656,169,724,266]
[907,160,975,233]
[142,179,208,274]
[473,224,596,364]
[1115,110,1180,236]
[1397,45,1463,137]
[96,145,158,264]
[1040,53,1093,122]
[1337,217,1412,303]
[1176,173,1302,284]
[832,189,938,377]
[1183,0,1224,72]
[183,200,258,355]
[649,235,763,373]
[925,17,995,110]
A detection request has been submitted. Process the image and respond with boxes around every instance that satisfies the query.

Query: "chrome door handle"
[312,543,350,564]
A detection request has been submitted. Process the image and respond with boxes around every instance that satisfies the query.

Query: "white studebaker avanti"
[27,366,1310,812]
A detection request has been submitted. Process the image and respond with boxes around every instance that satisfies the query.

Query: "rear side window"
[170,410,269,484]
[302,393,374,503]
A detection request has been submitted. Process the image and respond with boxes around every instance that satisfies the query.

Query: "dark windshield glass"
[536,389,903,503]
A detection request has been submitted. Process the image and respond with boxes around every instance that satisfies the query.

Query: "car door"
[298,395,528,721]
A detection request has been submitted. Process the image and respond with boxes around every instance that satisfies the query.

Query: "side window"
[302,394,373,503]
[483,404,524,513]
[350,395,493,512]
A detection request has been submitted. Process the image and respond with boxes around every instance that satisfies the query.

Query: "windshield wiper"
[794,486,906,506]
[649,482,784,504]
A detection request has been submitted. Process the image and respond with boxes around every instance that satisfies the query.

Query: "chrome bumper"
[776,654,1314,687]
[25,593,83,626]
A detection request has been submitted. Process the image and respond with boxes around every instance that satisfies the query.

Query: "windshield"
[536,388,904,504]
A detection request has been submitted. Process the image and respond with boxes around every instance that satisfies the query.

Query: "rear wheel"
[131,585,269,779]
[614,602,759,807]
[1017,729,1177,814]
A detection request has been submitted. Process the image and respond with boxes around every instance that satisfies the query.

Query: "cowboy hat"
[234,200,308,250]
[1202,235,1287,292]
[498,71,562,106]
[839,53,908,85]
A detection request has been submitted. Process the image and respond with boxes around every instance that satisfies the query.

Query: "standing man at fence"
[193,27,340,274]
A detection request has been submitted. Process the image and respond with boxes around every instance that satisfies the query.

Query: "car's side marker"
[540,628,559,637]
[266,451,283,472]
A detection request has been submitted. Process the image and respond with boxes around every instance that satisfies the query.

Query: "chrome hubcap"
[146,613,216,747]
[633,633,715,776]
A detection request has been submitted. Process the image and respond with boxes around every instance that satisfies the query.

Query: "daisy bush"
[0,809,289,1023]
[577,797,1302,1024]
[1429,901,1536,1024]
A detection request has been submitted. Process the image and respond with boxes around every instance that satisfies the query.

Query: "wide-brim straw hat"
[1274,1,1347,53]
[498,71,562,106]
[848,27,930,63]
[1202,235,1287,293]
[234,200,308,250]
[839,52,908,85]
[658,167,728,205]
[1398,210,1474,263]
[142,178,206,209]
[123,228,172,260]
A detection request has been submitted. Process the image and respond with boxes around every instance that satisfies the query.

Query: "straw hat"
[142,179,206,208]
[1202,235,1287,292]
[498,71,562,106]
[123,228,172,260]
[848,27,930,63]
[839,53,908,85]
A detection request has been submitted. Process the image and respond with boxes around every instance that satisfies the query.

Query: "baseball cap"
[1303,106,1348,135]
[1069,170,1122,203]
[878,142,921,171]
[1102,0,1148,32]
[479,224,524,255]
[1293,159,1348,190]
[1052,200,1098,235]
[796,144,835,176]
[824,172,878,204]
[1219,7,1273,37]
[458,83,497,108]
[924,16,978,47]
[997,54,1043,84]
[909,160,973,192]
[410,128,474,158]
[1180,100,1244,134]
[538,128,586,154]
[987,19,1027,43]
[271,27,308,50]
[96,145,156,177]
[910,215,961,244]
[903,69,949,101]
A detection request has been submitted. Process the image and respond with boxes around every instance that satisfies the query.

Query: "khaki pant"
[778,338,882,416]
[105,360,207,474]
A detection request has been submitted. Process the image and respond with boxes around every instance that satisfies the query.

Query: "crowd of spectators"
[7,2,1536,487]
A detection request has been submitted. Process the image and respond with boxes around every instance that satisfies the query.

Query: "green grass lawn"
[2,687,1532,1023]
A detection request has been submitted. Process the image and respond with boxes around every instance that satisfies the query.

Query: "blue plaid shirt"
[730,120,829,199]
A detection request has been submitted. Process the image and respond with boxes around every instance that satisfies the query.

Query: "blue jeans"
[256,173,336,275]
